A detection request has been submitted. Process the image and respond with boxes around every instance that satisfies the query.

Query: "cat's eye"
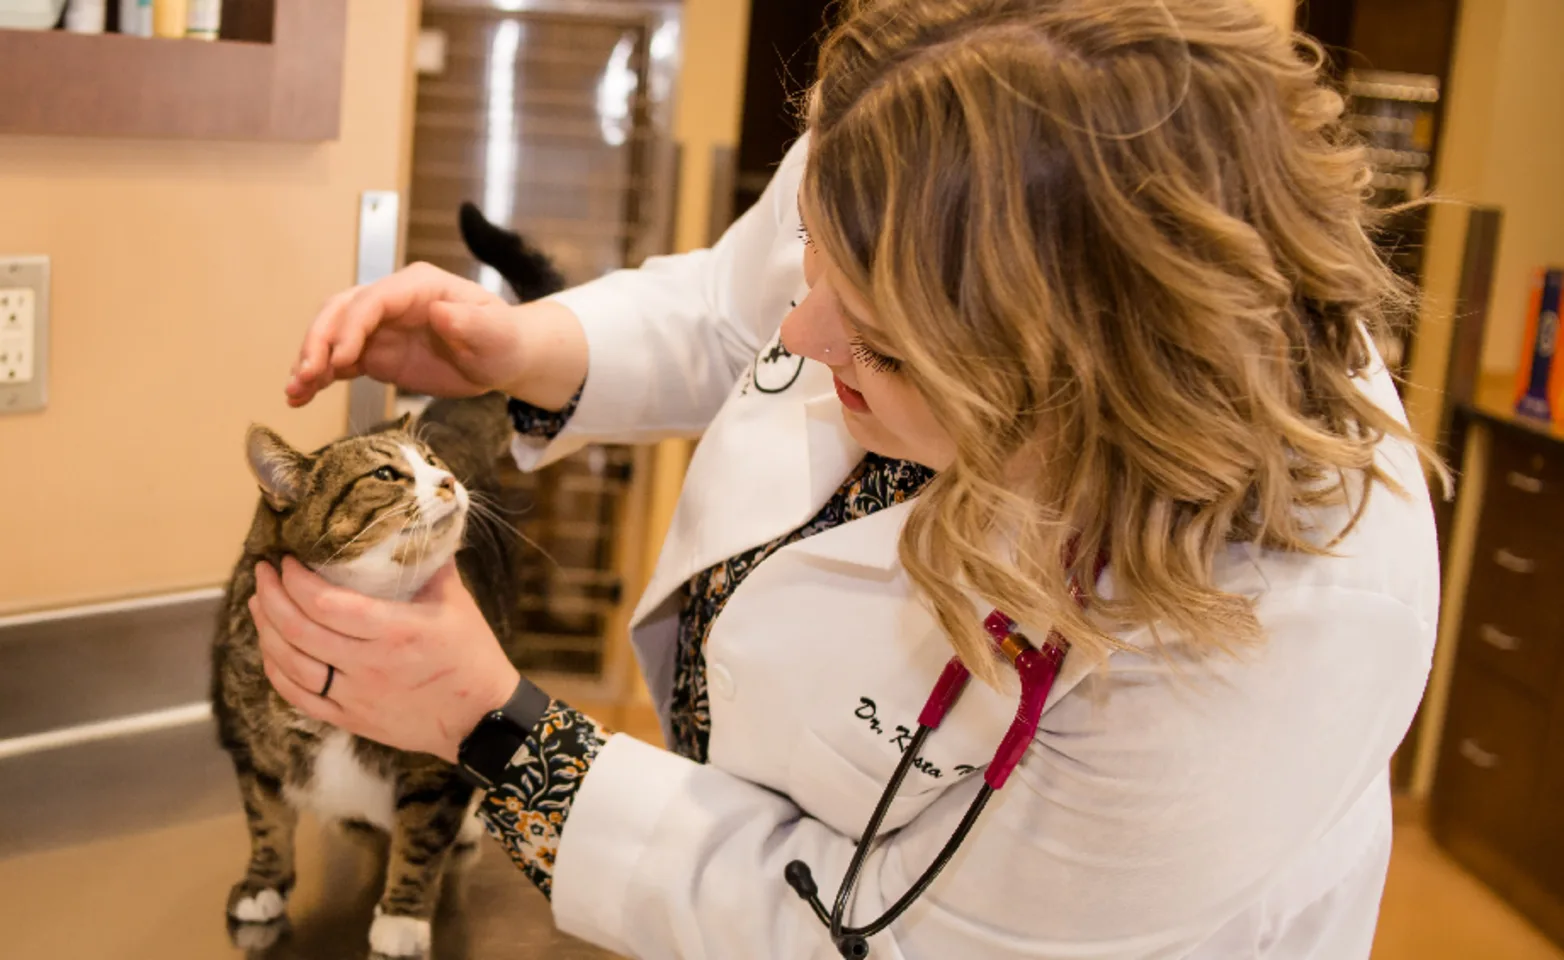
[373,466,401,482]
[426,454,439,467]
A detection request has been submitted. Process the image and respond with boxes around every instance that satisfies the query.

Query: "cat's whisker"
[409,510,425,583]
[406,500,439,596]
[467,489,534,519]
[469,506,519,550]
[323,500,416,569]
[466,498,560,570]
[466,509,517,580]
[466,495,526,536]
[395,507,418,599]
[318,503,416,569]
[409,504,436,595]
[470,509,511,565]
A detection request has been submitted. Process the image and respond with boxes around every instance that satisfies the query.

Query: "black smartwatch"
[455,676,553,789]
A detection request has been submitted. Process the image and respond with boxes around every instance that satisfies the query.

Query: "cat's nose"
[437,474,457,498]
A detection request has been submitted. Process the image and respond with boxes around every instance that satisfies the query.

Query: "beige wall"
[1406,0,1564,442]
[641,0,753,579]
[1250,0,1295,30]
[0,0,419,614]
[670,0,753,254]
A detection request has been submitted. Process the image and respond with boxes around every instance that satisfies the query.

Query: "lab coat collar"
[782,495,910,571]
[738,390,925,574]
[784,495,1113,716]
[631,372,865,624]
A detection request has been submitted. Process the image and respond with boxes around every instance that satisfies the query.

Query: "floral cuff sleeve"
[507,388,583,441]
[476,699,610,898]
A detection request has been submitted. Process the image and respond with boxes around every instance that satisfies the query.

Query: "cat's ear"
[245,425,309,511]
[393,412,413,432]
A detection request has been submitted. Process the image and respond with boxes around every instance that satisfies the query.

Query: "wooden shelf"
[1467,371,1564,448]
[0,0,346,141]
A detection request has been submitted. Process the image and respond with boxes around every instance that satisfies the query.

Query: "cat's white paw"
[368,908,431,958]
[229,918,287,953]
[230,887,288,923]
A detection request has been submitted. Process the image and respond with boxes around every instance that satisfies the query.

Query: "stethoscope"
[785,555,1104,958]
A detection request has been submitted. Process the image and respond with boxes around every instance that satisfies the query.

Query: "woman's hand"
[286,263,520,406]
[250,557,523,764]
[285,262,589,412]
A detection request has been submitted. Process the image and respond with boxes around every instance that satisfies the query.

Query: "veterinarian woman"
[254,1,1440,956]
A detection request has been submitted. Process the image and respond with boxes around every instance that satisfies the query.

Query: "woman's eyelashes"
[795,215,897,375]
[850,336,903,375]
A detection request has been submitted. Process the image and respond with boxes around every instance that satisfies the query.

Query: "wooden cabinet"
[1432,419,1564,943]
[1434,669,1549,863]
[0,0,346,141]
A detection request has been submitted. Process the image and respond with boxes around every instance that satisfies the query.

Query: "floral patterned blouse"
[475,393,933,898]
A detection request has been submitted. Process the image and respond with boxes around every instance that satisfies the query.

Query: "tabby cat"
[213,212,562,958]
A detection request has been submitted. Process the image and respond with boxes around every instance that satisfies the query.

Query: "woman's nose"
[780,290,849,367]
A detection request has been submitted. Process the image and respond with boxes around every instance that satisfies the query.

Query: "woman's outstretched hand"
[284,262,589,412]
[251,556,523,763]
[286,263,525,406]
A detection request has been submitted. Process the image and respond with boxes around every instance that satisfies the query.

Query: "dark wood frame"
[0,0,347,141]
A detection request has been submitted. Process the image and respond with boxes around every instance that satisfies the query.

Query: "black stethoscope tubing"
[785,554,1104,958]
[785,724,996,957]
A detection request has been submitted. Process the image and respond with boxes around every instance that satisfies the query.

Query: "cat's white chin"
[317,514,465,602]
[402,495,463,534]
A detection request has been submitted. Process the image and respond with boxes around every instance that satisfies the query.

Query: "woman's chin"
[843,414,930,468]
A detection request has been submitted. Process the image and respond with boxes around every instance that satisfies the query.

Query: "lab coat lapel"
[631,360,866,624]
[785,502,1113,718]
[780,489,910,571]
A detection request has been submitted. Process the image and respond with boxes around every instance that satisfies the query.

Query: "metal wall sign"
[356,190,401,285]
[347,190,401,432]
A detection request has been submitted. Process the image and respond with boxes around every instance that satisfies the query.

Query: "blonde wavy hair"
[801,0,1430,681]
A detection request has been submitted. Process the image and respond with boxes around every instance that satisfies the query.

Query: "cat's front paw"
[226,878,292,955]
[368,907,432,958]
[227,880,290,924]
[227,914,289,954]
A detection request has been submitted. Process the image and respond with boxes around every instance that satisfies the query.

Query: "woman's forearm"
[477,701,611,899]
[503,299,590,413]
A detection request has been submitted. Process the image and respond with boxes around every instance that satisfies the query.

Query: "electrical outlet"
[0,257,49,415]
[0,288,36,384]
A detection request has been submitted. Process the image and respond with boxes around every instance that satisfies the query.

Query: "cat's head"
[244,416,469,600]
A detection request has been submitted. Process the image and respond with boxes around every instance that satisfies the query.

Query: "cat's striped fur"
[214,212,563,957]
[214,406,512,957]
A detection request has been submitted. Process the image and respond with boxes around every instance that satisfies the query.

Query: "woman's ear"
[245,425,310,510]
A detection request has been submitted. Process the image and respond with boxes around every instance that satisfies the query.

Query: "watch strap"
[457,676,552,788]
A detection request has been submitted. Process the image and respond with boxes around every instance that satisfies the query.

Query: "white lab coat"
[510,137,1440,959]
